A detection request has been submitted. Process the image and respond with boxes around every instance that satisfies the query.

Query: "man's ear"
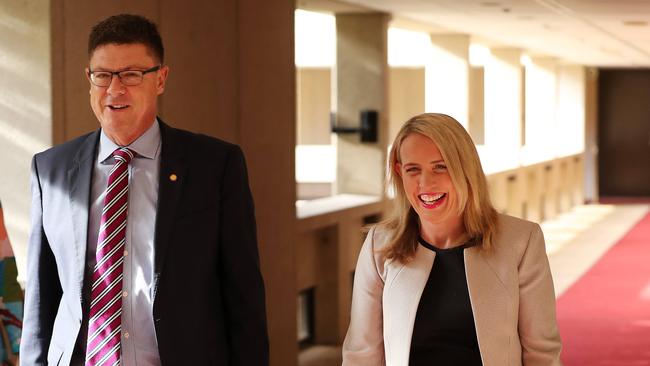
[85,68,92,94]
[156,65,170,95]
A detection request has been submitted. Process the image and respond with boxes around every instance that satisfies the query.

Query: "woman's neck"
[419,216,467,249]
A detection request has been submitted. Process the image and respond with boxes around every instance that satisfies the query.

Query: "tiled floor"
[298,203,650,366]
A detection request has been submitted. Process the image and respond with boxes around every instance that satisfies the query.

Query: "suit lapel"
[153,120,186,301]
[383,244,434,366]
[68,131,100,299]
[465,247,510,366]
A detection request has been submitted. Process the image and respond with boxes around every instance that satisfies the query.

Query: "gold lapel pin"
[169,174,178,182]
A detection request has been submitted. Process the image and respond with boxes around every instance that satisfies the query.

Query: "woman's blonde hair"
[379,113,498,263]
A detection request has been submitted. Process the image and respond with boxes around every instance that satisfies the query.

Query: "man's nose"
[106,74,126,96]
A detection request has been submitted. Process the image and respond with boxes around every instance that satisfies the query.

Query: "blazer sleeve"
[518,223,563,366]
[218,145,269,366]
[20,157,63,365]
[342,227,386,366]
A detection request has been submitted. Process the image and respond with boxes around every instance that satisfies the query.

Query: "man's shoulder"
[161,123,242,156]
[34,130,98,163]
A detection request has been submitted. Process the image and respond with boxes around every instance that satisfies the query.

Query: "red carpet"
[556,213,650,365]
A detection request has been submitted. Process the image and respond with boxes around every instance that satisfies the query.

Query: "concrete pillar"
[0,0,52,281]
[334,12,390,197]
[485,48,523,148]
[584,68,599,203]
[427,34,470,127]
[482,48,523,172]
[556,64,586,158]
[389,67,425,142]
[524,56,558,163]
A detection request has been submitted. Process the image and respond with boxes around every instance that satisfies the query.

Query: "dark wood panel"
[598,69,650,196]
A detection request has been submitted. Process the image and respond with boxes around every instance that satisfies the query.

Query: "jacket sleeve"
[20,156,63,365]
[218,145,269,366]
[342,227,386,365]
[518,223,563,365]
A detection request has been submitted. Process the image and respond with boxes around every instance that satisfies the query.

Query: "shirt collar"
[98,118,161,164]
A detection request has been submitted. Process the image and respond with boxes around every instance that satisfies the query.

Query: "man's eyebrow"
[90,65,149,71]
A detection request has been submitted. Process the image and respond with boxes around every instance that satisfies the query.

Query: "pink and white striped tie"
[86,147,134,366]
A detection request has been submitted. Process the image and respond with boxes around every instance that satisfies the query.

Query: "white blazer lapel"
[464,247,511,366]
[383,244,434,366]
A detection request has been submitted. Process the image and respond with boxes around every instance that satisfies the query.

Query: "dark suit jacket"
[20,120,269,365]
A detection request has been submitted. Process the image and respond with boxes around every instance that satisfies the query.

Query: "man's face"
[86,43,168,146]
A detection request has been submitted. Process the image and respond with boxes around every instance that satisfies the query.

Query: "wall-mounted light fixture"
[330,110,378,143]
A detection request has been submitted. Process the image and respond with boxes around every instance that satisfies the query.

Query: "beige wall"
[0,0,51,278]
[297,67,331,145]
[389,67,425,142]
[48,1,298,364]
[468,66,485,144]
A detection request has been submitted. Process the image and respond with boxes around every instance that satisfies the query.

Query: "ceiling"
[299,0,650,67]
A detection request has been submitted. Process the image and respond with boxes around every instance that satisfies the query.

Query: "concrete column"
[484,48,523,148]
[0,0,52,281]
[389,67,425,142]
[524,56,558,163]
[556,64,586,157]
[483,48,523,172]
[334,12,390,196]
[427,34,470,127]
[584,68,599,203]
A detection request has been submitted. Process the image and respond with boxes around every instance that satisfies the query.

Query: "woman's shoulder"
[493,213,545,257]
[366,224,394,249]
[496,213,540,237]
[361,224,398,274]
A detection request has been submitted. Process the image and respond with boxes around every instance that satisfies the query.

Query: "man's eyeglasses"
[88,65,161,87]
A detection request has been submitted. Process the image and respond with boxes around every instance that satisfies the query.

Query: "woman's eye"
[405,167,419,173]
[434,164,447,170]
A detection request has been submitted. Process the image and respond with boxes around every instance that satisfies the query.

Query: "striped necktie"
[86,147,134,366]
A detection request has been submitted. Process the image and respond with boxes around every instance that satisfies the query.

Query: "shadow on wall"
[0,2,52,283]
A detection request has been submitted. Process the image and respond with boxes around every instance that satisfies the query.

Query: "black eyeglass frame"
[87,65,162,87]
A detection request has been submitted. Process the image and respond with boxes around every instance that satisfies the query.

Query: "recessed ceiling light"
[623,20,648,26]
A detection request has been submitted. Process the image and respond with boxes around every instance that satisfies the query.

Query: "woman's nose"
[419,171,436,189]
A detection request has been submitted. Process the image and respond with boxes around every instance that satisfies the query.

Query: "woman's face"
[397,133,460,226]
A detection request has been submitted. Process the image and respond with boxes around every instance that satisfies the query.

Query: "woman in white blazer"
[342,113,562,366]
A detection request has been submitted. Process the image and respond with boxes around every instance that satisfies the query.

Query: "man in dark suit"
[21,14,269,365]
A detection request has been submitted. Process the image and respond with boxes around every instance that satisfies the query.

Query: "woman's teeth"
[419,193,445,204]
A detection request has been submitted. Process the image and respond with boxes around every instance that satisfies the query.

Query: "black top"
[409,237,483,366]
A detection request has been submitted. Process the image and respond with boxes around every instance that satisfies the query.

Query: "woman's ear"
[394,162,402,177]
